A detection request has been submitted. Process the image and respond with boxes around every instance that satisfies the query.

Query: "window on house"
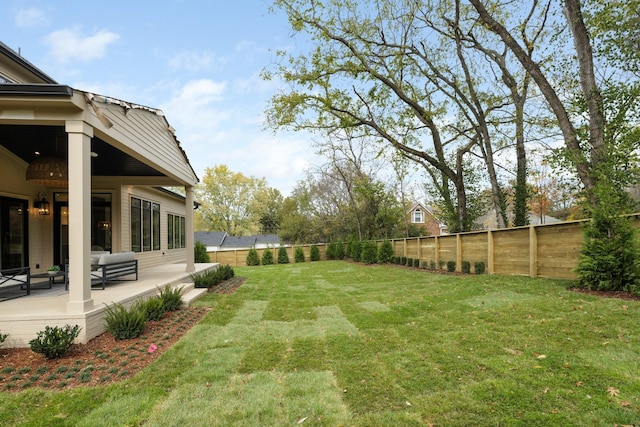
[180,216,186,248]
[412,209,424,223]
[168,213,186,249]
[168,214,174,250]
[131,197,160,252]
[152,203,160,251]
[131,198,141,252]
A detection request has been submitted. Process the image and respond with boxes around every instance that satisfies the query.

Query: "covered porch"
[1,43,202,348]
[0,262,215,348]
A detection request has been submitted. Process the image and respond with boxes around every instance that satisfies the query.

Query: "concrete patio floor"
[0,262,217,348]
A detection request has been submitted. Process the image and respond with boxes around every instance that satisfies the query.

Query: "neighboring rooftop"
[195,231,281,249]
[194,231,227,247]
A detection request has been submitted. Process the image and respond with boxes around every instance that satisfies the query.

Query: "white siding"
[92,101,197,186]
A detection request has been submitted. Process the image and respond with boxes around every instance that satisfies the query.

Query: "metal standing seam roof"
[0,41,198,184]
[0,41,58,84]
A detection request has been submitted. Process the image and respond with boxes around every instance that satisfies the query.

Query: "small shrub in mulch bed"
[0,307,209,392]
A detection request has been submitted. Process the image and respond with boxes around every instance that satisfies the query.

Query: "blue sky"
[1,0,317,195]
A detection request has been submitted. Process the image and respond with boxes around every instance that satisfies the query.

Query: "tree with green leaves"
[469,0,639,204]
[377,240,394,264]
[262,248,274,265]
[253,187,284,234]
[277,246,290,264]
[195,165,270,235]
[310,244,320,261]
[266,0,546,231]
[194,241,210,263]
[265,0,478,232]
[246,248,260,266]
[469,0,640,290]
[576,186,640,292]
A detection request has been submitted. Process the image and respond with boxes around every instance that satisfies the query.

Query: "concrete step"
[178,283,208,308]
[173,281,195,293]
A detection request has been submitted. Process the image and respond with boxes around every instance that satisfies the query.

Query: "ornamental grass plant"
[103,303,146,340]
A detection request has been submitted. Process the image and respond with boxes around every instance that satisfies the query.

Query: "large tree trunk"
[563,0,607,171]
[513,93,529,226]
[468,0,595,195]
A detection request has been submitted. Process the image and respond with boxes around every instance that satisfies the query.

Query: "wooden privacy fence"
[391,220,586,279]
[205,216,640,280]
[207,244,328,268]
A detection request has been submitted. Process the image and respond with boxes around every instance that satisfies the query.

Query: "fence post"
[487,230,494,274]
[434,236,440,267]
[417,236,422,265]
[529,225,538,278]
[456,234,462,272]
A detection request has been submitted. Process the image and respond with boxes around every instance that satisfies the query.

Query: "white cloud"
[233,71,279,96]
[159,79,232,169]
[243,136,311,177]
[161,79,228,129]
[15,7,49,28]
[158,78,315,195]
[171,79,226,105]
[234,39,272,63]
[234,40,257,52]
[168,51,221,72]
[44,28,120,63]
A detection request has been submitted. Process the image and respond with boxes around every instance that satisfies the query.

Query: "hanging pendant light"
[26,155,68,187]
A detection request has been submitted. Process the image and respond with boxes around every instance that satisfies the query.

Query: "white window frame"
[412,209,424,223]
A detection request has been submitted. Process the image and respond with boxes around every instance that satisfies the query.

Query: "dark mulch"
[0,307,209,392]
[209,276,246,294]
[0,277,247,392]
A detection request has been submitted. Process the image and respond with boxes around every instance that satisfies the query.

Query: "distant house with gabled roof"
[407,202,449,236]
[195,231,281,251]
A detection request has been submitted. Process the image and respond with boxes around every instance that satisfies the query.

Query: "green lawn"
[1,261,639,426]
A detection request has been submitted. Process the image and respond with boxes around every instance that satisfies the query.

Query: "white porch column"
[185,185,195,272]
[65,120,94,312]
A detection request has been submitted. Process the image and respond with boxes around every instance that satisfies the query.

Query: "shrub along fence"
[207,244,328,268]
[392,220,585,279]
[204,215,640,280]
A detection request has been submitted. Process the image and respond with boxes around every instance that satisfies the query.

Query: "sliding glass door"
[53,193,112,267]
[0,196,28,269]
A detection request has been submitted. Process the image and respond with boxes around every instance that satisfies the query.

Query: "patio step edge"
[180,285,208,308]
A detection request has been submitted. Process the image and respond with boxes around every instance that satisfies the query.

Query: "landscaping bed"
[0,307,209,391]
[209,276,246,294]
[0,277,246,392]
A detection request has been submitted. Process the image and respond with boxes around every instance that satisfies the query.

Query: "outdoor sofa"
[65,252,138,290]
[0,267,31,300]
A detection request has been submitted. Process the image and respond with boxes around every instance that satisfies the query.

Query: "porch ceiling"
[0,124,164,177]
